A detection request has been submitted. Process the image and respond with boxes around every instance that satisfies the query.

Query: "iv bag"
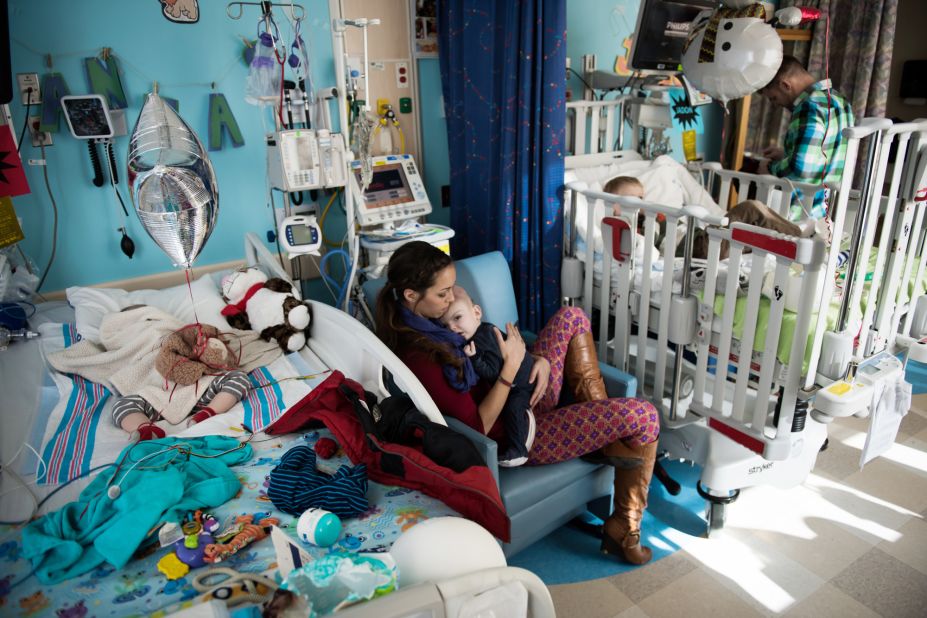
[245,32,281,106]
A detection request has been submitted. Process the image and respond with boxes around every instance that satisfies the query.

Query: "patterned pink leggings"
[527,307,659,465]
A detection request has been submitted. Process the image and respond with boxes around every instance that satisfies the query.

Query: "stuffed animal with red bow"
[220,267,311,352]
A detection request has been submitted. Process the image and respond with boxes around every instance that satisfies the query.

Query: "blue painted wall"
[6,0,720,295]
[417,58,450,227]
[7,0,337,293]
[565,0,722,162]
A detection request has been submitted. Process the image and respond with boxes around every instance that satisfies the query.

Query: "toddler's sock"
[189,407,218,425]
[137,422,166,442]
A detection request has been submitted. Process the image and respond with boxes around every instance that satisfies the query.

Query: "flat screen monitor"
[350,155,432,226]
[629,0,717,73]
[356,163,415,209]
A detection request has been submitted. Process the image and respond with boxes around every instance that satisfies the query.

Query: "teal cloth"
[22,435,252,584]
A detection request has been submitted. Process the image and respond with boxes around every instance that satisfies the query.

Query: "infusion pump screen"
[289,224,316,245]
[357,164,414,208]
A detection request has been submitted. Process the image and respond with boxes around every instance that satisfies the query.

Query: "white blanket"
[46,306,281,424]
[569,155,724,256]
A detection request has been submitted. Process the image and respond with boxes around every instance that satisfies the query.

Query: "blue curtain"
[437,0,566,331]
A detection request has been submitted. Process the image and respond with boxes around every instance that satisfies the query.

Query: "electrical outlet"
[28,117,53,148]
[17,73,40,105]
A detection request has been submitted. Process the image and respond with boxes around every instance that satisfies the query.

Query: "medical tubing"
[106,140,119,184]
[36,143,59,293]
[319,248,349,304]
[104,140,130,217]
[88,141,105,187]
[342,234,360,312]
[16,97,32,153]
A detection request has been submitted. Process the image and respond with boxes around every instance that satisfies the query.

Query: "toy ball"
[682,12,782,105]
[388,517,506,587]
[296,508,342,547]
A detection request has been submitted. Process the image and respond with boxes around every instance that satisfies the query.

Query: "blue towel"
[267,445,368,518]
[22,436,252,584]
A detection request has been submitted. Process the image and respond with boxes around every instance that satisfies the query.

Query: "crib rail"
[701,167,821,221]
[861,120,927,355]
[566,97,641,167]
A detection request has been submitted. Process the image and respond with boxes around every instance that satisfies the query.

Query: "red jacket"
[269,370,510,542]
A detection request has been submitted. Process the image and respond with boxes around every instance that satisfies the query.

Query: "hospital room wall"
[7,0,339,293]
[565,0,723,163]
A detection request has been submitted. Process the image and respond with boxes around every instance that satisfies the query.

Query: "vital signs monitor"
[350,154,431,227]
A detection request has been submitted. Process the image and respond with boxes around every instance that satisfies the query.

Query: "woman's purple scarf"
[399,305,478,392]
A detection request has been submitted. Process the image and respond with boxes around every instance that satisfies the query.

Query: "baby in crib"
[112,305,251,441]
[440,286,536,467]
[603,175,669,258]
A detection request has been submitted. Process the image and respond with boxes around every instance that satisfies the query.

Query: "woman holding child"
[375,241,660,565]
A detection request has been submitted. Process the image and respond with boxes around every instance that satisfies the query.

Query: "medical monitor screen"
[629,0,716,73]
[289,224,316,245]
[356,163,414,208]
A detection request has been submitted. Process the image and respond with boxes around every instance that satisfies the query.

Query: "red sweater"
[400,350,506,441]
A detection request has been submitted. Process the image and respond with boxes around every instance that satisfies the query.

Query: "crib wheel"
[707,502,725,534]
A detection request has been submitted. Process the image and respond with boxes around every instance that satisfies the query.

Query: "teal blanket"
[22,435,252,584]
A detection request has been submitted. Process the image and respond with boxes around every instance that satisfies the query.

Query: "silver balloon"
[127,92,219,269]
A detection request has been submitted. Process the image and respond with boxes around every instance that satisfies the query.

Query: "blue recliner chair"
[364,251,639,557]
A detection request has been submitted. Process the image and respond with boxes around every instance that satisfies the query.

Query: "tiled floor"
[546,396,927,617]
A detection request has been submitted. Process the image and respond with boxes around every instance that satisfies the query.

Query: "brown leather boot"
[565,331,608,402]
[601,440,657,565]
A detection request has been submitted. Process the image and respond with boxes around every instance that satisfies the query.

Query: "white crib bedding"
[567,154,723,257]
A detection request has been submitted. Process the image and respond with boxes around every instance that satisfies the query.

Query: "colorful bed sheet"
[0,430,461,618]
[37,323,320,485]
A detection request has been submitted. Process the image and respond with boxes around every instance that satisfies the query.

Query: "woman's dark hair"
[375,241,461,372]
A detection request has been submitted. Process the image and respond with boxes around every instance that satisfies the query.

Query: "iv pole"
[332,16,380,313]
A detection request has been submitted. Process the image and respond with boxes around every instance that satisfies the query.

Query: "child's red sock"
[190,407,219,425]
[137,422,166,442]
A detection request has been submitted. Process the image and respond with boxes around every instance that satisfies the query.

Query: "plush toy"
[155,323,238,385]
[220,267,311,352]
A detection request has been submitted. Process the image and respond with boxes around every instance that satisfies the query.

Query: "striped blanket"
[37,323,326,485]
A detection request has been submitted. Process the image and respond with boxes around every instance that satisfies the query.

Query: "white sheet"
[568,154,723,256]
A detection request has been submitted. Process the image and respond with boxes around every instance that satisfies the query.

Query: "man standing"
[757,55,854,220]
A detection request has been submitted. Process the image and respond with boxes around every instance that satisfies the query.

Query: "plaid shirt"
[769,79,854,220]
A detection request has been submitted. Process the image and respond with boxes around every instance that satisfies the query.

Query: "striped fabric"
[40,325,110,485]
[267,445,369,518]
[242,367,286,431]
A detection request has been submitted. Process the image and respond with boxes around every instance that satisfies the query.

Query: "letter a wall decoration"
[84,56,128,110]
[208,93,244,151]
[39,73,71,133]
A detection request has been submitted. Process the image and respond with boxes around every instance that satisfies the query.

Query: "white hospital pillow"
[68,274,230,342]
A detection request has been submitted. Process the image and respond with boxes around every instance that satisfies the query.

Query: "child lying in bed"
[47,305,281,443]
[440,286,536,467]
[114,305,252,440]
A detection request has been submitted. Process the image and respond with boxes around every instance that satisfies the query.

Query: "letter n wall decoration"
[208,93,244,151]
[84,56,128,110]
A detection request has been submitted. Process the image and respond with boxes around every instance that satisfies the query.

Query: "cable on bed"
[35,142,59,293]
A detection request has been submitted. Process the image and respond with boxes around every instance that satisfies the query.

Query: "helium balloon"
[682,8,782,106]
[127,92,219,269]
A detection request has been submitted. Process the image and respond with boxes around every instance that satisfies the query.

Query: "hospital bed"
[0,233,554,617]
[562,106,927,529]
